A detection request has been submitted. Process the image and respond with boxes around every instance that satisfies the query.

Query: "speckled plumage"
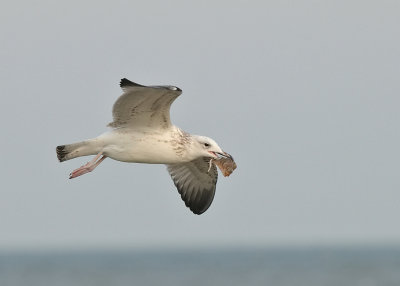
[56,78,235,215]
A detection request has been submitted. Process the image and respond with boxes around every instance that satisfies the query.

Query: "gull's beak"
[208,150,233,160]
[215,151,233,160]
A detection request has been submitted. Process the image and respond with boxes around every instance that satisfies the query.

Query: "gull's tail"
[56,139,101,162]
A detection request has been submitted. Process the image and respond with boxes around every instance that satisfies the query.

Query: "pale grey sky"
[1,1,400,250]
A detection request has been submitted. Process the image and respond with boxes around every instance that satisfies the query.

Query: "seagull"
[56,78,235,215]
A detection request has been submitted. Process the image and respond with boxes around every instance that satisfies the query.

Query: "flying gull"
[56,78,236,215]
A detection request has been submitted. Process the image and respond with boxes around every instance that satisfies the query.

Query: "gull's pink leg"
[69,152,107,179]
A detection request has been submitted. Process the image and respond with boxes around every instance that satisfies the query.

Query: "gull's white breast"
[97,128,192,164]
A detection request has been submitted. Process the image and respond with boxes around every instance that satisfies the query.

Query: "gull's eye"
[204,142,210,148]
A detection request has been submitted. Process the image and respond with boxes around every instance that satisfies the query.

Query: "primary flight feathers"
[56,78,236,214]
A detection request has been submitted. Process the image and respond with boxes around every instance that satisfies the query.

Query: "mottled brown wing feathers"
[108,79,182,129]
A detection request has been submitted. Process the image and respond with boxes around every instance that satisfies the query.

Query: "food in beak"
[213,152,237,177]
[215,152,232,159]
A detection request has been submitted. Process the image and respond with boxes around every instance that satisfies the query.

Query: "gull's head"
[192,135,232,160]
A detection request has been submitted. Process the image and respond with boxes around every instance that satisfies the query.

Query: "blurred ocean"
[0,247,399,286]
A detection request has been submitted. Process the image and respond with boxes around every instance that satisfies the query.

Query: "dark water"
[1,247,400,286]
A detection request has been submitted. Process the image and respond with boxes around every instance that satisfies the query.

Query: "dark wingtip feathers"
[120,78,146,88]
[191,208,205,215]
[56,145,67,162]
[181,190,212,215]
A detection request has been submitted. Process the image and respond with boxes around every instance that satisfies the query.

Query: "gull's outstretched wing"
[108,78,182,130]
[167,157,218,215]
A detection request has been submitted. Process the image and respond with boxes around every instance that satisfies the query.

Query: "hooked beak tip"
[215,151,233,160]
